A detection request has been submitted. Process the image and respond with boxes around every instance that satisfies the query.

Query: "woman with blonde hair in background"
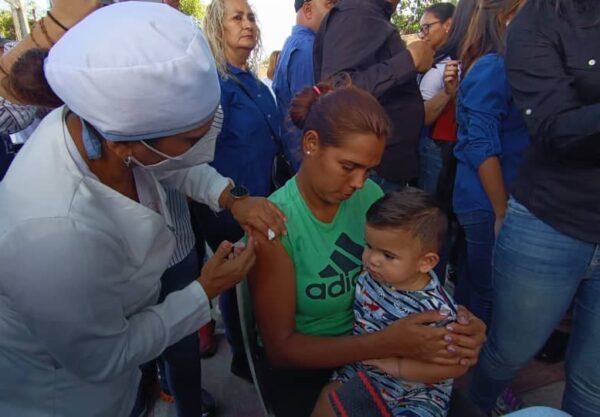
[196,0,286,382]
[263,50,281,98]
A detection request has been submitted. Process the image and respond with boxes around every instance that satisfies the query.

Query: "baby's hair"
[366,188,447,252]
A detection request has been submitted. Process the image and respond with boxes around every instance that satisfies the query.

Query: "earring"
[124,155,132,167]
[306,151,311,155]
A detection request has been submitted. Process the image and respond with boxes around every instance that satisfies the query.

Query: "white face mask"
[128,107,223,172]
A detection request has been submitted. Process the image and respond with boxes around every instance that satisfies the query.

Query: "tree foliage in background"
[180,0,206,21]
[0,10,34,40]
[0,0,205,40]
[392,0,458,34]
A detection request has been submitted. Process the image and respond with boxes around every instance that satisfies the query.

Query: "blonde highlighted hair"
[266,50,280,80]
[202,0,263,80]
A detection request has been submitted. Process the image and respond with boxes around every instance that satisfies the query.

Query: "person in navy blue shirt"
[273,0,336,171]
[198,0,281,381]
[452,0,529,329]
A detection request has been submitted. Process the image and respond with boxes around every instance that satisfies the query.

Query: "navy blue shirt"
[210,64,279,197]
[453,54,531,214]
[273,25,316,171]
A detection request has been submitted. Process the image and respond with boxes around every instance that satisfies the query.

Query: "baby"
[312,188,464,417]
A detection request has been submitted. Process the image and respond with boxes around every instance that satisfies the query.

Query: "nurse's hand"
[198,237,256,300]
[230,197,287,240]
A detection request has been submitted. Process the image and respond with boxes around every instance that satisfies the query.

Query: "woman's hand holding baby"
[377,307,486,367]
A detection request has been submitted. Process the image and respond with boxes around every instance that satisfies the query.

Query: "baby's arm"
[364,357,467,383]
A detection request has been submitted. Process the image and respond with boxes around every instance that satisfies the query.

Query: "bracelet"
[38,18,56,46]
[29,27,42,48]
[46,11,69,32]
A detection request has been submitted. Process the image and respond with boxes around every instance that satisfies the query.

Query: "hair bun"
[289,82,333,130]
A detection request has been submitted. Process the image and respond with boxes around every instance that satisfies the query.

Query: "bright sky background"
[201,0,297,59]
[249,0,297,57]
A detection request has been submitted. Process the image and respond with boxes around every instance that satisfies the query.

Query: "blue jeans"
[158,249,204,417]
[418,134,444,195]
[455,209,495,327]
[469,198,600,416]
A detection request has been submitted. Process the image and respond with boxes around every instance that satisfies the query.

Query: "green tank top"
[269,177,383,336]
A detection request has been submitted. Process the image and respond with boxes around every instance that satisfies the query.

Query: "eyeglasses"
[419,21,442,36]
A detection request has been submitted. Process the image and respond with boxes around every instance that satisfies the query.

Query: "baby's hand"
[363,357,404,377]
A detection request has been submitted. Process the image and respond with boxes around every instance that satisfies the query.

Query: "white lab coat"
[0,107,230,417]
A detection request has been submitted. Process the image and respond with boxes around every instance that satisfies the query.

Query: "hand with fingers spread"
[229,197,287,240]
[443,305,487,367]
[197,237,256,300]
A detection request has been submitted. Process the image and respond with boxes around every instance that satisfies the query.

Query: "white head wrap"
[44,2,220,158]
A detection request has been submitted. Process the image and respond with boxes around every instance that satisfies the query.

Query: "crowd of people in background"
[0,0,598,417]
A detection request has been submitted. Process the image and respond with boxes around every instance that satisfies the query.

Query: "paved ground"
[155,332,263,417]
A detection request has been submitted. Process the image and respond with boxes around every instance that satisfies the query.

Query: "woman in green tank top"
[248,82,486,417]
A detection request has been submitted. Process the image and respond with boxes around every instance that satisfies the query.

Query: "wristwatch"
[229,184,249,200]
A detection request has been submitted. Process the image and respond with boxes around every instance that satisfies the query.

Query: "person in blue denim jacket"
[452,0,530,328]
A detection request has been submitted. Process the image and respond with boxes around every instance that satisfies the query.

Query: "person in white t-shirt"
[416,2,457,195]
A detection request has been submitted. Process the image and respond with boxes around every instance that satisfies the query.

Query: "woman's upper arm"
[247,233,297,362]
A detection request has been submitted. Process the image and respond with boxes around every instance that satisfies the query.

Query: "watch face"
[231,185,249,198]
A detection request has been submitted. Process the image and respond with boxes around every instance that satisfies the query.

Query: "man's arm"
[316,9,432,98]
[0,0,99,103]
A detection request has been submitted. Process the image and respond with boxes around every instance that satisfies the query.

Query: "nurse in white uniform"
[0,3,285,417]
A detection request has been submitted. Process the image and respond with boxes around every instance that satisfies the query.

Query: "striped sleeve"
[0,98,36,135]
